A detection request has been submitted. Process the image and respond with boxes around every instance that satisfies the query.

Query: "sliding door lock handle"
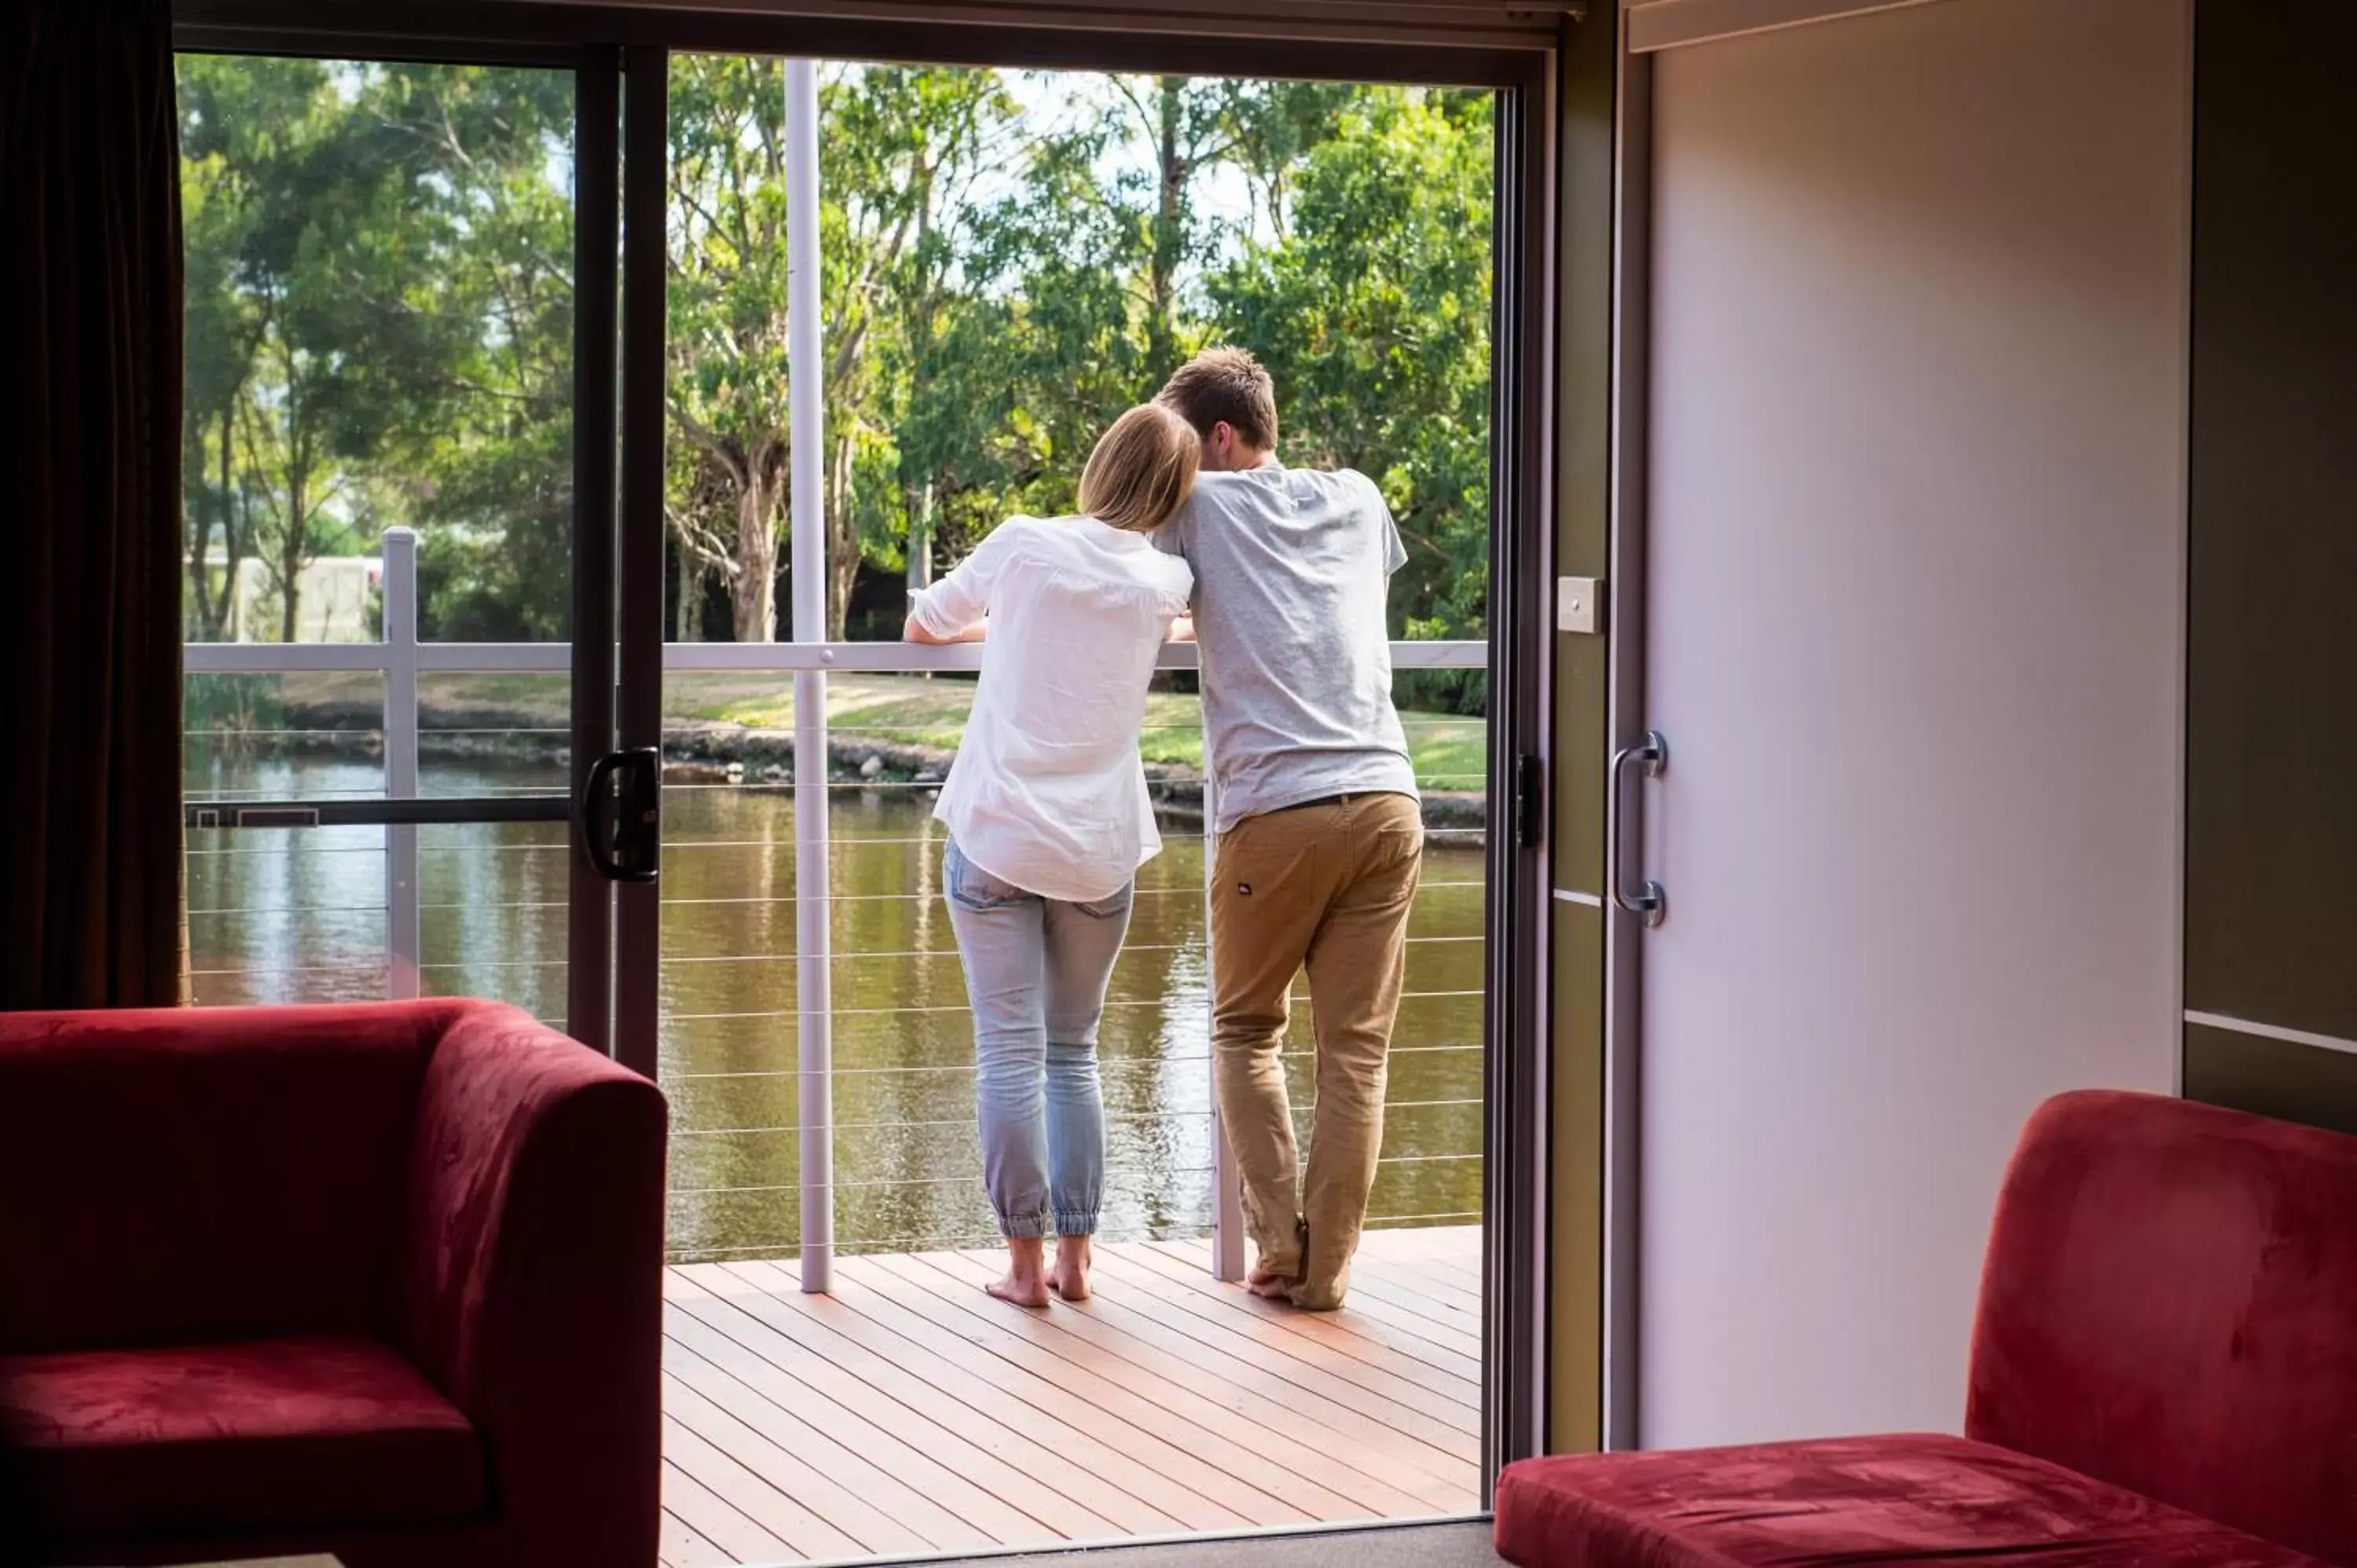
[1607,730,1667,928]
[581,746,662,883]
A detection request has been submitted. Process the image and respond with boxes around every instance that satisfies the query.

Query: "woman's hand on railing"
[1167,614,1196,643]
[904,611,988,645]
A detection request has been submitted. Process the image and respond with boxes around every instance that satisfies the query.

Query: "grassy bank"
[196,669,1490,792]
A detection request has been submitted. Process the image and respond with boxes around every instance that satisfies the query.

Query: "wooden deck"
[659,1225,1483,1566]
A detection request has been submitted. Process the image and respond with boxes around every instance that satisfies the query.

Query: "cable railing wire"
[669,1097,1482,1137]
[188,612,1491,1271]
[662,1042,1481,1083]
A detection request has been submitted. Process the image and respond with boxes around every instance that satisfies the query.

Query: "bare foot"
[1052,1235,1093,1302]
[986,1237,1052,1308]
[1247,1262,1298,1301]
[986,1273,1052,1307]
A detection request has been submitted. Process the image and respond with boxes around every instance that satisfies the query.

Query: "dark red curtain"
[0,0,184,1009]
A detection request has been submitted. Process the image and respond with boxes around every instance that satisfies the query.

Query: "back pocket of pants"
[1072,881,1135,921]
[947,844,1025,910]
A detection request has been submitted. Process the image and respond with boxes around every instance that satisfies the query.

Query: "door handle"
[581,746,662,884]
[1607,730,1667,928]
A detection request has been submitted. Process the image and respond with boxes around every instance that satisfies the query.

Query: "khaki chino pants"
[1209,790,1423,1308]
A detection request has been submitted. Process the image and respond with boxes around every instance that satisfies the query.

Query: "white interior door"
[1630,0,2190,1448]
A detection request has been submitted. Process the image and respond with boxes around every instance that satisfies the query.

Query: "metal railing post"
[1205,762,1247,1281]
[381,528,422,1000]
[786,57,835,1294]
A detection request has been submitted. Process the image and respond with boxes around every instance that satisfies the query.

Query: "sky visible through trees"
[178,53,1494,691]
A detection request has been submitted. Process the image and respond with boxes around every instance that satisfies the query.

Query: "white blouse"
[907,514,1194,903]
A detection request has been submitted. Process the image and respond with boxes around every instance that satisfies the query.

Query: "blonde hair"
[1076,403,1200,533]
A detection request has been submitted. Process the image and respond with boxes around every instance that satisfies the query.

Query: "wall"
[2181,1,2357,1134]
[1637,0,2190,1445]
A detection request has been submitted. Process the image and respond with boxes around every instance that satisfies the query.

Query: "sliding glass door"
[174,9,1562,1552]
[178,47,629,1045]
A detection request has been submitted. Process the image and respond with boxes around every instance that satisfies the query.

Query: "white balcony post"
[786,57,836,1294]
[381,528,422,1000]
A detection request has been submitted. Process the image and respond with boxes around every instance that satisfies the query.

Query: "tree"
[665,59,1017,641]
[177,55,321,640]
[178,55,1501,680]
[1208,89,1494,655]
[382,65,579,641]
[1095,76,1352,363]
[664,55,790,642]
[177,57,563,641]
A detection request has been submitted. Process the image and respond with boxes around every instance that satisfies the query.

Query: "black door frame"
[173,0,1578,1489]
[570,46,623,1053]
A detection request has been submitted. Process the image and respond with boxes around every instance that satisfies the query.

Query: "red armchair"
[0,999,667,1568]
[1497,1091,2357,1566]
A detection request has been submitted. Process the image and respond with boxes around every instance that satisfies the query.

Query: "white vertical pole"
[786,57,835,1294]
[382,527,422,1001]
[1204,757,1247,1281]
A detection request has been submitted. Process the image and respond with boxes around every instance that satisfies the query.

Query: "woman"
[904,403,1199,1306]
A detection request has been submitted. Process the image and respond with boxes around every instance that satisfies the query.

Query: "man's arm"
[1150,492,1197,562]
[1354,471,1409,577]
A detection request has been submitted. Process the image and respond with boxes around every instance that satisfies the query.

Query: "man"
[1153,346,1423,1310]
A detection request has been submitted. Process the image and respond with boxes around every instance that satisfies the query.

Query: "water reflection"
[186,756,1486,1259]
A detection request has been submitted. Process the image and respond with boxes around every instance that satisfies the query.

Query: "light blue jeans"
[943,839,1133,1239]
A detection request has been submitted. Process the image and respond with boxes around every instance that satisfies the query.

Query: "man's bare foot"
[986,1237,1052,1308]
[1052,1235,1093,1302]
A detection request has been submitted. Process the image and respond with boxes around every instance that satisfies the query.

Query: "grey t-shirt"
[1154,463,1418,832]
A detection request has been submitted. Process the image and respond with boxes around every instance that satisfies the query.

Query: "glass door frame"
[174,37,626,1049]
[178,0,1571,1491]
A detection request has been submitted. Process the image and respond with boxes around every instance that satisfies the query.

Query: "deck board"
[1115,1240,1483,1394]
[860,1249,1446,1521]
[663,1225,1484,1564]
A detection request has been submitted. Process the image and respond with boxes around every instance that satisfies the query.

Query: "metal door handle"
[581,747,662,884]
[1607,730,1668,927]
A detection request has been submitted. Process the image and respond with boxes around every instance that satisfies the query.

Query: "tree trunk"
[827,427,857,639]
[225,471,255,642]
[277,465,306,643]
[187,513,213,640]
[186,415,218,642]
[1152,77,1185,368]
[904,161,937,607]
[731,447,780,643]
[906,479,934,595]
[675,546,702,642]
[210,405,237,637]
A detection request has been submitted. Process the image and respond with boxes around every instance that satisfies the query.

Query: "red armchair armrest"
[394,1002,666,1568]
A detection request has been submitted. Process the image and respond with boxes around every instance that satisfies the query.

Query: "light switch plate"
[1557,576,1604,635]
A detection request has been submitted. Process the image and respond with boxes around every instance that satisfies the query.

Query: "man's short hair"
[1157,346,1278,452]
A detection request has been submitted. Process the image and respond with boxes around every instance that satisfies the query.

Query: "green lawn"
[695,672,1486,789]
[228,668,1489,791]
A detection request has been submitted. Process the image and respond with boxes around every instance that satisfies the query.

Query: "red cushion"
[1494,1435,2326,1567]
[1968,1092,2357,1564]
[0,1334,484,1538]
[0,1002,474,1352]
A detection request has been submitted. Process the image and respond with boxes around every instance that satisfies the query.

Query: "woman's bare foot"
[1246,1262,1298,1301]
[1052,1235,1093,1301]
[985,1236,1053,1308]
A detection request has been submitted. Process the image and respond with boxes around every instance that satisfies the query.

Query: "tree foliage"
[178,56,1494,665]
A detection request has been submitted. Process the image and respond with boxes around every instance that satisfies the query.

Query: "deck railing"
[185,528,1489,1281]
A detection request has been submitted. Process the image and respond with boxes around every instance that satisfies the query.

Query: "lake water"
[185,753,1487,1261]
